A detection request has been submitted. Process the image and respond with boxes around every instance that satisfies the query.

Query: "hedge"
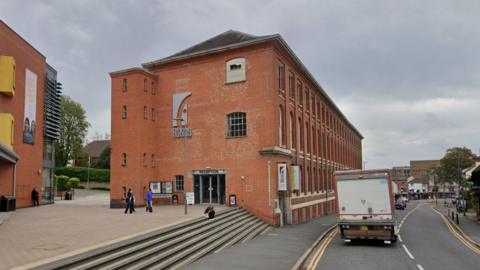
[55,175,71,191]
[54,167,110,183]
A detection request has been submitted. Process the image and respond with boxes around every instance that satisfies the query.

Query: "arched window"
[306,122,310,153]
[151,154,156,168]
[122,105,127,119]
[289,112,295,149]
[279,106,286,147]
[143,79,147,92]
[226,58,246,83]
[227,112,247,137]
[122,78,128,91]
[143,106,148,120]
[298,117,303,151]
[121,153,127,166]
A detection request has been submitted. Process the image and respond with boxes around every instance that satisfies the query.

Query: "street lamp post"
[87,156,91,189]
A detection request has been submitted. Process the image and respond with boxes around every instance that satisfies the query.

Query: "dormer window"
[226,58,246,83]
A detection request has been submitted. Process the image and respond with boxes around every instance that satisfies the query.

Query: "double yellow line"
[432,207,480,255]
[306,227,338,270]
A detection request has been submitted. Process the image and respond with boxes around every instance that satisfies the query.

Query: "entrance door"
[194,174,226,204]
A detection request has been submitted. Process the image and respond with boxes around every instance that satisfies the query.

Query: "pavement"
[435,203,480,244]
[0,189,226,270]
[184,213,337,270]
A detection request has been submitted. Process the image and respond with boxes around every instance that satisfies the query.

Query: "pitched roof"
[83,140,110,158]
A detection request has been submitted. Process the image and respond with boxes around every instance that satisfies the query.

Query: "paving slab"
[0,189,225,270]
[184,214,337,270]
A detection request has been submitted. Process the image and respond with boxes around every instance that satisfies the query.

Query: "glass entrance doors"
[193,174,225,204]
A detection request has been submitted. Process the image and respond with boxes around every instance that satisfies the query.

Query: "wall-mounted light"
[241,176,245,181]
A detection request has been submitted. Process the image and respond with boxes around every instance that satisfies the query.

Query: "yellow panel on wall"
[0,113,14,149]
[0,55,16,97]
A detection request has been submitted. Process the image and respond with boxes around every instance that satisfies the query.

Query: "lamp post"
[87,155,91,189]
[173,117,188,215]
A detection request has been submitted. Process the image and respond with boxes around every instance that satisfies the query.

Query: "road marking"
[307,227,338,270]
[398,234,403,242]
[417,264,424,270]
[432,207,480,256]
[398,203,423,231]
[402,244,415,260]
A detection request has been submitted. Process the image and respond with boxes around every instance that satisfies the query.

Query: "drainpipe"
[13,163,17,196]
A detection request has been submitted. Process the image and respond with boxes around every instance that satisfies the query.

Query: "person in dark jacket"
[204,205,215,220]
[31,188,39,207]
[124,188,134,214]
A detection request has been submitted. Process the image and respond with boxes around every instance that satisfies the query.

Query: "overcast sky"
[1,0,479,168]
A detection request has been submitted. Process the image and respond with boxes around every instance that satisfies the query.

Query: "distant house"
[83,140,110,166]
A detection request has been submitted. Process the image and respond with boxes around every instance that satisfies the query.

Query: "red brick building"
[0,20,61,208]
[110,30,362,225]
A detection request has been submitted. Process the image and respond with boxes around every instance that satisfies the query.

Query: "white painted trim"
[291,196,336,210]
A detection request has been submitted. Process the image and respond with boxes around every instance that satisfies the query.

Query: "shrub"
[54,167,110,183]
[56,175,71,191]
[69,177,80,189]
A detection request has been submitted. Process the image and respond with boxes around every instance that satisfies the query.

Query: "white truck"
[334,169,397,244]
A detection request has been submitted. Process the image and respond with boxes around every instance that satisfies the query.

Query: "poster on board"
[290,165,300,191]
[23,69,37,144]
[278,164,287,191]
[186,192,195,205]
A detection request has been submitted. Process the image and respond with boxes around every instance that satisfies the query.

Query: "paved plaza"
[0,189,224,270]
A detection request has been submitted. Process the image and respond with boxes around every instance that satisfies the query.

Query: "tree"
[435,147,476,189]
[55,96,90,167]
[94,146,111,169]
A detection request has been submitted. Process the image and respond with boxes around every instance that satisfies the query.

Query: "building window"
[144,79,147,92]
[278,62,285,92]
[227,112,247,137]
[305,89,310,111]
[143,153,147,167]
[144,106,148,120]
[151,108,156,122]
[226,58,246,83]
[312,97,316,116]
[122,78,127,91]
[151,154,156,168]
[121,153,127,166]
[297,81,303,106]
[176,175,184,191]
[289,112,295,149]
[279,106,286,147]
[151,81,155,95]
[298,118,303,151]
[288,72,294,99]
[122,105,127,119]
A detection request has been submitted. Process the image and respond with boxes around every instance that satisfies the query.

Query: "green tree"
[55,96,90,167]
[435,147,475,189]
[94,146,111,169]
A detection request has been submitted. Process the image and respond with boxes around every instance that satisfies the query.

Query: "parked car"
[395,201,406,210]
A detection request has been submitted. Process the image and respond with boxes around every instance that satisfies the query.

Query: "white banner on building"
[278,164,287,191]
[290,165,301,191]
[23,69,37,144]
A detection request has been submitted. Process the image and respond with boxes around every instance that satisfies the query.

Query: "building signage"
[186,192,195,205]
[23,69,37,144]
[290,165,301,191]
[278,164,287,191]
[193,169,226,175]
[172,92,192,138]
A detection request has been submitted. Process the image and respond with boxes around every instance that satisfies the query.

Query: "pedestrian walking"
[31,187,39,207]
[204,205,215,220]
[124,188,134,214]
[146,188,153,213]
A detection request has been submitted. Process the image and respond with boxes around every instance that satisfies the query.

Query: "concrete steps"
[33,207,269,270]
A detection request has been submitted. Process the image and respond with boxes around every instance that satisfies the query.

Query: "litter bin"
[229,194,236,207]
[172,194,178,205]
[64,192,72,200]
[0,196,16,212]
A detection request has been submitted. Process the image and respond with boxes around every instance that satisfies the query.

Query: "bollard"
[452,211,455,220]
[456,213,459,225]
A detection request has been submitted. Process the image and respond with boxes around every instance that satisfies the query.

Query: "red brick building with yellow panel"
[0,20,61,208]
[110,30,362,225]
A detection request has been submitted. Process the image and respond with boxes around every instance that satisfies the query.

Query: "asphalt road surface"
[317,201,480,270]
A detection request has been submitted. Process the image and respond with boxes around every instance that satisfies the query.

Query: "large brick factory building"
[110,30,362,225]
[0,20,61,208]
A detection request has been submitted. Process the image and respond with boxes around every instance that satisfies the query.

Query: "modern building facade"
[110,30,363,225]
[0,20,61,207]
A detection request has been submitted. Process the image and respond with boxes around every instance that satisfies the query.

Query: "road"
[316,201,480,270]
